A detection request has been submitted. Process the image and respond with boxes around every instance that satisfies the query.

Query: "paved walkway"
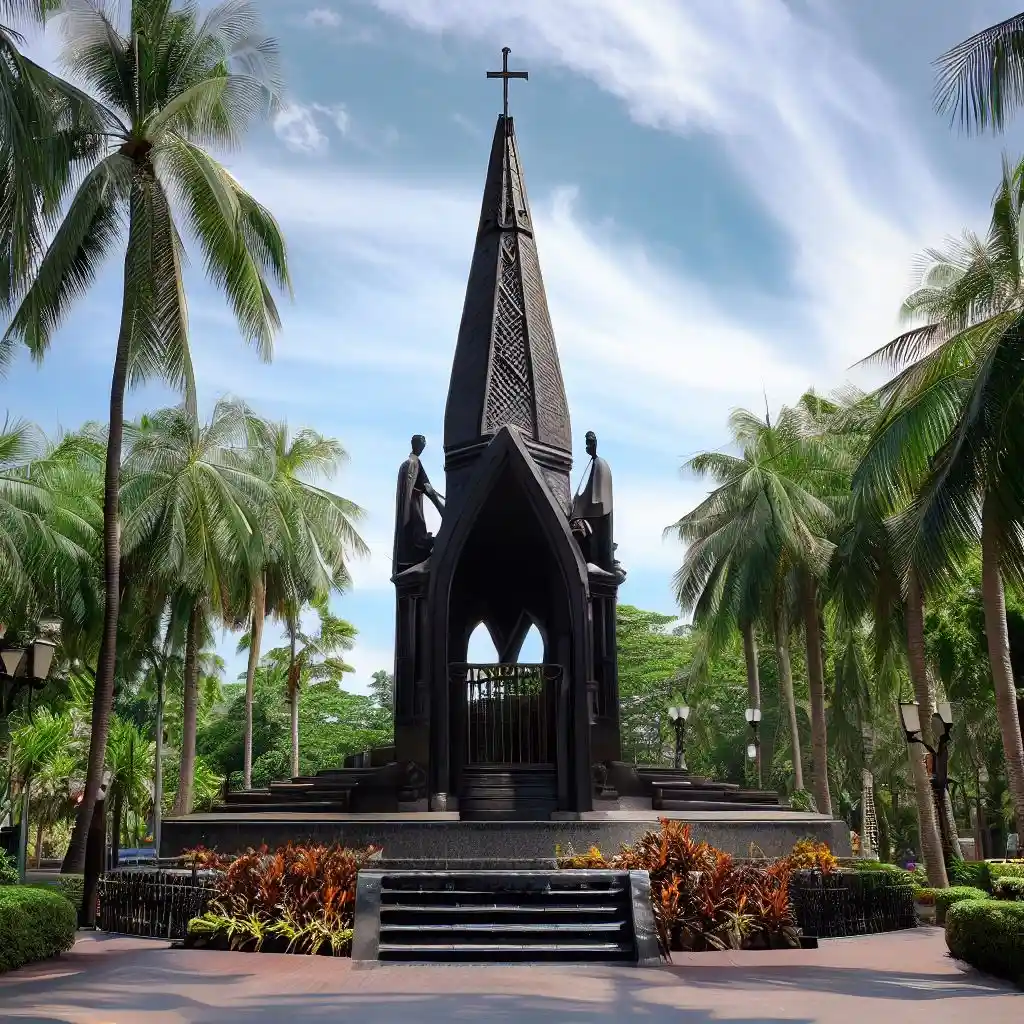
[0,928,1018,1023]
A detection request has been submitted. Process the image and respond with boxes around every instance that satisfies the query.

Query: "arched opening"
[467,622,501,664]
[518,623,543,664]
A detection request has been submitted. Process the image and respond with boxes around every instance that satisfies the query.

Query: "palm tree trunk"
[289,619,299,780]
[742,620,761,709]
[773,600,804,793]
[34,820,43,869]
[172,604,201,816]
[742,620,763,786]
[153,660,164,856]
[980,499,1024,831]
[243,573,266,790]
[62,272,133,875]
[800,573,832,816]
[110,786,122,869]
[905,571,949,888]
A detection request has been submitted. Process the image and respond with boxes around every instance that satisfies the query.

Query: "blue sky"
[7,0,1023,691]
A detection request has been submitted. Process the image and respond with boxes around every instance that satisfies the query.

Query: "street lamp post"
[899,700,956,863]
[668,705,690,771]
[1,623,61,881]
[744,707,762,788]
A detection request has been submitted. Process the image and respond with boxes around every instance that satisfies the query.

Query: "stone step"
[354,869,656,965]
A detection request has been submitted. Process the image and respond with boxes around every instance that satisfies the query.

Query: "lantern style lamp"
[668,704,690,771]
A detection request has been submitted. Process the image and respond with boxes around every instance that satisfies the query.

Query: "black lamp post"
[668,704,690,771]
[899,700,956,862]
[1,621,61,881]
[745,707,762,788]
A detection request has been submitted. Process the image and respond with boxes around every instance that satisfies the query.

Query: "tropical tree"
[2,0,291,872]
[259,600,358,778]
[668,405,840,810]
[856,156,1024,834]
[104,715,152,864]
[935,13,1024,134]
[235,414,368,789]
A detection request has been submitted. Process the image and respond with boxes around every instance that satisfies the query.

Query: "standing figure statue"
[571,430,615,574]
[393,434,445,572]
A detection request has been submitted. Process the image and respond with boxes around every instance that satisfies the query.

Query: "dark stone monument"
[389,49,623,817]
[161,51,849,866]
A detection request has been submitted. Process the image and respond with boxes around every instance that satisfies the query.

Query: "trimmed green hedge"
[849,861,916,885]
[989,862,1024,884]
[993,877,1024,902]
[946,899,1024,986]
[0,886,77,973]
[935,886,989,925]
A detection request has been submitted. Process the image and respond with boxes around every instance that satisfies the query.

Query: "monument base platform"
[160,809,851,864]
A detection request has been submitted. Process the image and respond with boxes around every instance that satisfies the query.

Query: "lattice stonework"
[484,231,536,436]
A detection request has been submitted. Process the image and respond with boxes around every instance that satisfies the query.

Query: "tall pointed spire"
[444,54,573,511]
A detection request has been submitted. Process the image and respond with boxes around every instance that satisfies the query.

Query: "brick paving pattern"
[0,928,1019,1023]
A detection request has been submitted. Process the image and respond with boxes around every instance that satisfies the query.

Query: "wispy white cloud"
[303,7,343,29]
[369,0,968,372]
[272,102,329,153]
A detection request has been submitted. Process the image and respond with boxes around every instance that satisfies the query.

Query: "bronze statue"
[394,435,445,571]
[571,431,614,573]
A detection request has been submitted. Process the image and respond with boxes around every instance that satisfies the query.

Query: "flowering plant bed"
[559,820,801,955]
[185,843,380,956]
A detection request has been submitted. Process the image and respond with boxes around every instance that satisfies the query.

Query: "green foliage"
[915,887,938,906]
[989,861,1024,882]
[935,886,990,924]
[0,850,18,885]
[56,874,84,910]
[0,885,77,973]
[186,843,379,956]
[992,877,1024,901]
[560,821,800,954]
[847,861,915,886]
[945,899,1024,985]
[948,860,992,892]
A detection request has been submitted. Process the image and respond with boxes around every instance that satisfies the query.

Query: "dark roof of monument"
[443,115,572,458]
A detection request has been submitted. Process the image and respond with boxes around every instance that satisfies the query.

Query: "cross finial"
[486,46,528,121]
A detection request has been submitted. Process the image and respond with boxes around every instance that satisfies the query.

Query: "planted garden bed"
[99,868,222,941]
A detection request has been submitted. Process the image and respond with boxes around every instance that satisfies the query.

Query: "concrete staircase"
[637,767,786,812]
[458,765,559,821]
[211,768,372,813]
[354,870,659,964]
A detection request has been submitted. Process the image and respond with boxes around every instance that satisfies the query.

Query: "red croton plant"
[186,842,380,956]
[560,819,801,954]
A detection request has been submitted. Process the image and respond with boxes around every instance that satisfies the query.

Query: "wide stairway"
[458,765,559,820]
[638,768,787,812]
[211,768,372,813]
[360,870,650,964]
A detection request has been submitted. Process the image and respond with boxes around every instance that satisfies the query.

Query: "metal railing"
[98,868,221,941]
[453,663,561,765]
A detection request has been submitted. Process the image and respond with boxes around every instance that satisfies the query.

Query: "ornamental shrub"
[935,886,989,925]
[989,861,1024,884]
[186,843,379,956]
[992,877,1024,902]
[0,850,18,886]
[0,886,77,973]
[914,888,938,906]
[948,860,992,892]
[786,839,838,874]
[848,861,915,886]
[945,899,1024,986]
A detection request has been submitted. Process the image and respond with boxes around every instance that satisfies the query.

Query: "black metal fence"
[790,870,916,938]
[98,868,222,941]
[455,663,559,765]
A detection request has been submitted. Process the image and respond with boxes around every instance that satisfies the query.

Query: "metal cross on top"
[486,46,528,120]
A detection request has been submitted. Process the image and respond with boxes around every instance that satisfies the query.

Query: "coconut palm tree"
[1,0,290,873]
[104,715,152,865]
[234,413,367,788]
[856,156,1024,835]
[668,404,839,809]
[259,599,357,778]
[0,1,108,321]
[120,401,265,814]
[935,13,1024,134]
